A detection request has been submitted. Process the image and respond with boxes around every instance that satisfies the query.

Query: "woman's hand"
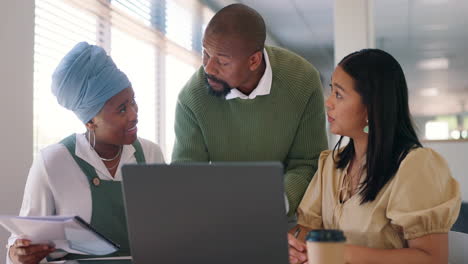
[9,239,55,264]
[288,233,308,264]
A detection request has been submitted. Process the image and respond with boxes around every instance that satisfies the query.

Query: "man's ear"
[248,50,263,71]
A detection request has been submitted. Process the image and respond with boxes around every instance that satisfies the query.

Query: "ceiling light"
[419,0,449,5]
[420,87,439,97]
[418,58,449,70]
[422,24,449,31]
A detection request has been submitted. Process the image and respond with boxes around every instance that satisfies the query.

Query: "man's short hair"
[205,4,266,53]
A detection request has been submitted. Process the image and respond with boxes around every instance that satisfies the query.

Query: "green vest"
[58,134,145,260]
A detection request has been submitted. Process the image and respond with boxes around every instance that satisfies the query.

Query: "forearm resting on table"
[345,233,448,264]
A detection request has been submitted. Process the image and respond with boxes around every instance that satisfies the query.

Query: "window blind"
[34,0,205,158]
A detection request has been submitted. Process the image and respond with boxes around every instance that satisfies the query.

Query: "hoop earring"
[363,119,369,134]
[87,130,96,149]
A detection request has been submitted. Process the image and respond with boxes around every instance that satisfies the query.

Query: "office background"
[1,0,467,261]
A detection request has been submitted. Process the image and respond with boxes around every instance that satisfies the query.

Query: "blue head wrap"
[51,42,131,123]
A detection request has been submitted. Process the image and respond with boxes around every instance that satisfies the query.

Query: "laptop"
[121,162,289,264]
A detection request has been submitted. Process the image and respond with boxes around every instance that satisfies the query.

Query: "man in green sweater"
[172,4,328,217]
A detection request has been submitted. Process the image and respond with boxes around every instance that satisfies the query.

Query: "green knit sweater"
[172,46,328,215]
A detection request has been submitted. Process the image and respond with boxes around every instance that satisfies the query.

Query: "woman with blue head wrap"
[8,42,165,264]
[52,41,132,124]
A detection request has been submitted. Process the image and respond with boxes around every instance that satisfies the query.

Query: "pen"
[293,227,301,238]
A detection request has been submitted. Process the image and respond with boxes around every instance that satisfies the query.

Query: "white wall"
[334,0,375,65]
[424,141,468,202]
[0,0,35,261]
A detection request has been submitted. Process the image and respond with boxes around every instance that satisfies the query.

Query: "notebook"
[0,215,119,255]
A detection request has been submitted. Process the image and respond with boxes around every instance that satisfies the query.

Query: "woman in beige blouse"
[288,49,461,264]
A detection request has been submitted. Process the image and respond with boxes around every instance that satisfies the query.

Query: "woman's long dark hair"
[333,49,422,204]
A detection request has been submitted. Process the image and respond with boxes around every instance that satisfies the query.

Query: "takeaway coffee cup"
[306,229,346,264]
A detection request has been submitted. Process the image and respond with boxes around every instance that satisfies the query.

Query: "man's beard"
[204,72,233,98]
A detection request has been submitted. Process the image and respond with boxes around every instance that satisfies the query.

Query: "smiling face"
[326,66,368,138]
[89,87,138,146]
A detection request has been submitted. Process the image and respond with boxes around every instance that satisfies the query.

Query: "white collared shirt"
[225,48,273,100]
[6,133,164,262]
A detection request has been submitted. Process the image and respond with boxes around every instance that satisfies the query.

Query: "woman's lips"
[327,115,335,122]
[127,125,137,135]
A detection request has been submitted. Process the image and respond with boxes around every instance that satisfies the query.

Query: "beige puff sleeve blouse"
[297,147,461,249]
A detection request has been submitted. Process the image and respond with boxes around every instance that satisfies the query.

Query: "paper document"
[46,256,132,263]
[0,215,119,255]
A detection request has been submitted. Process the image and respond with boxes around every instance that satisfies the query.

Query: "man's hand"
[288,233,308,264]
[9,239,55,264]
